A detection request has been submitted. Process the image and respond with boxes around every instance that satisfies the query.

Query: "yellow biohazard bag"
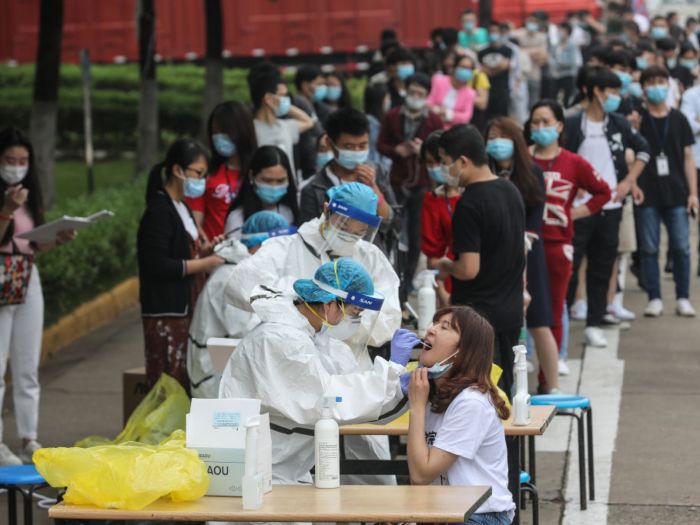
[34,430,208,510]
[77,373,190,447]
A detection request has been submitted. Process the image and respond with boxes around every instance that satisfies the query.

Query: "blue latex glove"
[400,372,411,395]
[390,328,421,367]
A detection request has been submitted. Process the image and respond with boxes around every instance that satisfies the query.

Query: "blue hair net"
[293,258,375,303]
[240,211,290,248]
[326,182,378,216]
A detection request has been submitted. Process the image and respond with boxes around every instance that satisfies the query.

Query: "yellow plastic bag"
[34,430,209,510]
[77,373,190,447]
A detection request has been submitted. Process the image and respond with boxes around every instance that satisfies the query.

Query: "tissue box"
[186,399,272,497]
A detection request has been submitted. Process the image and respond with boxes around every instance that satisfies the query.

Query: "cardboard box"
[122,367,149,425]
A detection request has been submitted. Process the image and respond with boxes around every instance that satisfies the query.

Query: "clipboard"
[17,210,114,244]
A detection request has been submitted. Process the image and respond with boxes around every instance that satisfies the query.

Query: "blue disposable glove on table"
[390,328,421,367]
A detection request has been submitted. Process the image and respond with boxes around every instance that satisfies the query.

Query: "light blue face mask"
[316,151,334,170]
[645,85,668,104]
[455,67,474,83]
[183,177,206,198]
[602,94,622,113]
[427,166,446,184]
[614,71,632,90]
[636,57,649,70]
[427,351,459,380]
[628,82,643,98]
[489,32,501,44]
[526,22,539,33]
[651,26,668,40]
[531,126,559,147]
[666,57,678,69]
[254,182,288,204]
[326,85,342,102]
[397,63,415,81]
[275,95,291,117]
[212,133,236,157]
[336,148,369,170]
[463,20,475,32]
[681,58,698,70]
[486,138,514,161]
[313,84,328,102]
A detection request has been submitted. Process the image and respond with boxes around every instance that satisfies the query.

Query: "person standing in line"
[680,74,700,274]
[292,65,329,180]
[478,21,513,120]
[458,9,489,52]
[514,15,549,109]
[549,22,583,107]
[636,66,698,317]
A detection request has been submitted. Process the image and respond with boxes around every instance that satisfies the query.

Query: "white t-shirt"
[424,387,515,518]
[223,204,295,239]
[576,118,621,210]
[254,118,301,183]
[172,200,199,240]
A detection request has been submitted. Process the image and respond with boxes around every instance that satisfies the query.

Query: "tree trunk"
[29,0,64,210]
[135,0,158,176]
[200,0,224,141]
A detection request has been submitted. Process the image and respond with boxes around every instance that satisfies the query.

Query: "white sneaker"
[570,299,587,321]
[608,302,636,321]
[644,299,664,317]
[0,443,22,466]
[676,299,696,317]
[584,326,608,348]
[558,359,570,376]
[17,440,42,464]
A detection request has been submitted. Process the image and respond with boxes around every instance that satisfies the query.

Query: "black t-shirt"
[477,45,513,95]
[451,177,526,332]
[638,108,694,208]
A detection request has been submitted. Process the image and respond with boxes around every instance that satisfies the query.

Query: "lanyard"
[649,115,670,154]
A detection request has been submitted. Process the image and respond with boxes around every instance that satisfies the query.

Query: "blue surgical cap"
[326,182,378,216]
[293,258,375,303]
[241,211,290,248]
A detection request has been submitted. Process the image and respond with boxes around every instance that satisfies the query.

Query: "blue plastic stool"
[531,394,594,510]
[519,471,539,525]
[0,465,47,525]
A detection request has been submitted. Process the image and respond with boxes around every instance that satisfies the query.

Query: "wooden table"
[49,484,492,523]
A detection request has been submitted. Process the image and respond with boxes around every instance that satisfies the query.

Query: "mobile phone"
[691,207,698,219]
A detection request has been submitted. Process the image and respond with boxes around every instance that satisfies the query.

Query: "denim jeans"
[637,205,690,300]
[465,510,512,524]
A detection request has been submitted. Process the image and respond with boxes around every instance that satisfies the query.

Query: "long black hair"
[207,101,257,175]
[145,139,210,201]
[325,72,353,109]
[0,127,44,245]
[227,145,300,225]
[364,83,388,122]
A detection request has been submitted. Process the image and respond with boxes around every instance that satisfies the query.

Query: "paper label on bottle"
[212,411,241,428]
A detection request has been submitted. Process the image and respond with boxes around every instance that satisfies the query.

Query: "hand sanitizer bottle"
[314,396,341,489]
[512,345,531,426]
[242,416,263,509]
[417,270,437,333]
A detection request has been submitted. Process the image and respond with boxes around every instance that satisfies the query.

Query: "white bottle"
[512,345,531,426]
[242,416,263,509]
[314,396,340,489]
[417,270,437,333]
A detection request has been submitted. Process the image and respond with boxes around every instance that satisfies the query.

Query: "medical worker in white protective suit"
[224,182,402,483]
[219,258,414,485]
[186,211,297,398]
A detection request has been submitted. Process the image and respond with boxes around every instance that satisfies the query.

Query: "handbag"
[0,240,34,306]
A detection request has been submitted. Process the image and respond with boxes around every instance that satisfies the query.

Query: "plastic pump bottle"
[315,396,341,488]
[512,345,531,426]
[242,416,263,509]
[416,270,437,333]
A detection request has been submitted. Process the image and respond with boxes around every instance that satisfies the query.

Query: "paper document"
[17,210,114,244]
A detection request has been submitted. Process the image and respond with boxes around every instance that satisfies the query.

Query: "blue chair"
[531,394,594,510]
[0,465,47,525]
[519,470,538,525]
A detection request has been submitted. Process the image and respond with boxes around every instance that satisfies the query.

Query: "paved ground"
[2,238,699,524]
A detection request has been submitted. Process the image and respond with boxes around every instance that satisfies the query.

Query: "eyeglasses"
[185,167,207,178]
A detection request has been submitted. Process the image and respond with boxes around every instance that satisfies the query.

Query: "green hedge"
[36,179,145,325]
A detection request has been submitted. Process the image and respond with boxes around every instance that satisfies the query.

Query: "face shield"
[321,199,382,257]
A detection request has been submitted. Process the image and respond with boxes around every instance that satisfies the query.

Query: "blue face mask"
[183,177,206,198]
[636,57,649,70]
[427,166,446,184]
[336,148,369,170]
[602,94,622,113]
[628,82,644,98]
[645,85,668,104]
[326,85,342,102]
[316,151,334,170]
[531,126,560,147]
[486,138,514,161]
[666,57,678,69]
[489,32,501,44]
[463,20,475,32]
[681,59,698,70]
[427,351,459,380]
[526,22,539,32]
[212,133,236,157]
[455,67,474,82]
[397,64,415,81]
[254,182,288,205]
[313,84,328,102]
[651,26,668,40]
[275,95,291,117]
[614,71,632,90]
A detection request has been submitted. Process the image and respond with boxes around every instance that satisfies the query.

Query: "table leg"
[507,435,521,525]
[529,435,537,485]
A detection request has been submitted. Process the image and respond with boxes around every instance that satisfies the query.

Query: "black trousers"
[394,185,425,293]
[567,208,622,327]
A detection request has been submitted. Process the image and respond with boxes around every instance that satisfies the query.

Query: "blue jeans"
[465,511,512,524]
[637,205,690,300]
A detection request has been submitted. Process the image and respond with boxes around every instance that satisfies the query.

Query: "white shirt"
[172,200,199,240]
[577,118,621,210]
[681,85,700,166]
[223,205,295,239]
[254,118,301,183]
[424,388,515,518]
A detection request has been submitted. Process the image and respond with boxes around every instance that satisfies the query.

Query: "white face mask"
[325,223,361,256]
[405,95,427,111]
[327,316,362,341]
[0,165,28,185]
